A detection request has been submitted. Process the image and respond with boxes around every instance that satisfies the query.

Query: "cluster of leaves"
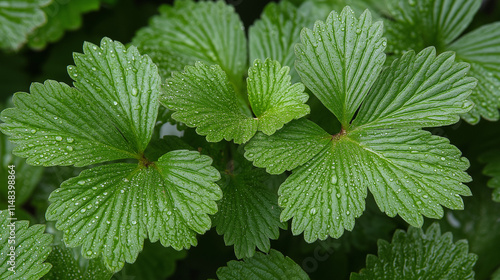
[0,0,500,279]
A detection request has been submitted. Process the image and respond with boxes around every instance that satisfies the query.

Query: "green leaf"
[448,22,500,124]
[295,7,386,126]
[46,150,221,272]
[0,210,53,279]
[28,0,100,50]
[216,249,309,280]
[245,118,331,175]
[352,47,476,129]
[0,38,161,166]
[249,1,313,82]
[248,59,309,135]
[351,223,477,280]
[213,155,286,259]
[0,0,51,51]
[480,149,500,202]
[0,131,44,205]
[385,0,481,53]
[132,0,246,83]
[44,244,113,280]
[162,59,308,144]
[162,62,257,144]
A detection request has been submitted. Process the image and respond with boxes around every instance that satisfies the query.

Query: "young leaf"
[132,0,246,83]
[0,0,51,51]
[46,150,221,272]
[480,149,500,202]
[162,59,308,144]
[248,59,309,135]
[246,8,473,242]
[295,6,386,126]
[351,223,477,280]
[0,210,53,279]
[0,38,161,166]
[249,1,314,82]
[28,0,100,50]
[448,22,500,124]
[213,157,286,259]
[216,249,309,280]
[352,47,476,129]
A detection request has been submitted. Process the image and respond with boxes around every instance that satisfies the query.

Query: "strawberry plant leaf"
[0,210,53,279]
[246,8,473,242]
[385,0,480,52]
[216,249,309,280]
[351,223,477,280]
[352,47,476,129]
[28,0,100,50]
[0,38,161,166]
[248,59,309,135]
[0,0,51,51]
[213,154,286,259]
[448,22,500,124]
[132,0,246,83]
[249,1,313,82]
[480,149,500,202]
[46,150,221,272]
[245,119,331,175]
[162,59,308,144]
[295,6,386,126]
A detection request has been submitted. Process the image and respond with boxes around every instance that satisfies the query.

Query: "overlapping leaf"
[448,22,500,123]
[351,223,477,279]
[0,210,53,279]
[246,7,474,242]
[28,0,100,50]
[213,155,286,259]
[46,150,221,272]
[132,0,246,83]
[249,1,314,82]
[162,59,308,144]
[216,249,309,280]
[0,38,160,166]
[384,0,500,124]
[295,7,386,125]
[0,0,51,51]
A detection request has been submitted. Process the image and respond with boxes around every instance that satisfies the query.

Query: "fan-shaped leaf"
[46,150,221,272]
[0,38,161,166]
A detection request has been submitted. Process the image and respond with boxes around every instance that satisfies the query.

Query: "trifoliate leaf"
[0,210,53,279]
[480,149,500,202]
[351,223,477,280]
[132,0,246,83]
[448,22,500,124]
[245,119,331,175]
[213,157,286,259]
[385,0,481,53]
[0,38,161,166]
[216,249,309,280]
[46,150,221,272]
[246,10,473,241]
[28,0,100,50]
[352,47,476,129]
[249,1,313,82]
[0,0,51,51]
[295,7,386,126]
[44,245,113,280]
[247,59,309,135]
[162,59,308,144]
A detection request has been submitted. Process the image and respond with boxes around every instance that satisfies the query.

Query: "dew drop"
[66,146,73,151]
[131,88,138,96]
[309,208,317,215]
[30,129,37,134]
[331,175,338,184]
[67,137,74,143]
[55,136,63,141]
[78,180,85,185]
